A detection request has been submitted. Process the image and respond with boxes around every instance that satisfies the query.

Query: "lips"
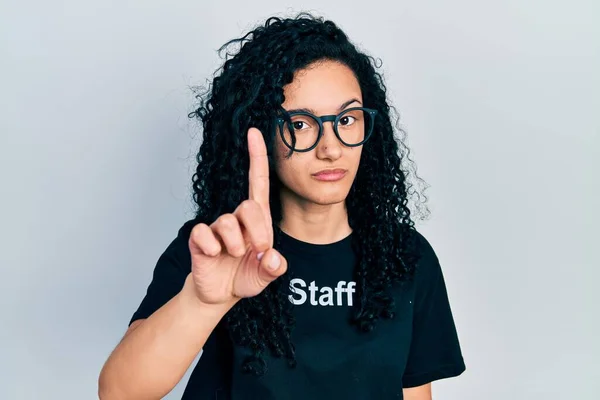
[312,168,347,176]
[311,168,348,181]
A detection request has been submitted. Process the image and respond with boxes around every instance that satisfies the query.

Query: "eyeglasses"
[276,107,378,152]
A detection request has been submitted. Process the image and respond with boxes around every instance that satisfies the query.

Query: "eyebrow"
[285,98,362,115]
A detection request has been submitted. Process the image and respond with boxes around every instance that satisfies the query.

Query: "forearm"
[403,383,432,400]
[98,273,237,400]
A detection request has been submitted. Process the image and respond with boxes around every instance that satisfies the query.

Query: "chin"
[308,196,345,206]
[280,178,353,206]
[305,187,350,206]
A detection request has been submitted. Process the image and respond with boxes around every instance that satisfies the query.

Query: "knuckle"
[240,200,253,210]
[253,234,269,249]
[217,214,237,229]
[240,200,259,214]
[203,243,220,256]
[190,223,206,242]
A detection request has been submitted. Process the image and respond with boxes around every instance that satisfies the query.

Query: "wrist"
[179,273,239,321]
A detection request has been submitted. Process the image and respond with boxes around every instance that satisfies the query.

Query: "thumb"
[257,248,287,283]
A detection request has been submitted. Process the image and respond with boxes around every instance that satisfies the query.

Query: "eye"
[290,116,315,131]
[292,121,307,130]
[338,115,356,126]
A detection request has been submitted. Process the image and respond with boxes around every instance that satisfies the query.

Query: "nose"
[315,121,342,160]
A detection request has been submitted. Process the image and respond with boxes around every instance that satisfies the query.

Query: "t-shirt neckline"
[278,229,353,255]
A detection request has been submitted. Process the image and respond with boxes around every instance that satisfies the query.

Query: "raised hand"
[187,128,287,306]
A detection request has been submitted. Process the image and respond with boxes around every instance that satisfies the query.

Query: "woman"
[99,13,466,400]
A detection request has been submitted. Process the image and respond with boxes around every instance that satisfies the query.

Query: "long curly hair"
[187,12,430,376]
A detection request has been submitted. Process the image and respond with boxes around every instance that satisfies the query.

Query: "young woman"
[99,13,466,400]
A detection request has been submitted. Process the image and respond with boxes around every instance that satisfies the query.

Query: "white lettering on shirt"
[289,278,356,306]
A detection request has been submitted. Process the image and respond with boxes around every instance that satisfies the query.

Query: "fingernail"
[256,252,264,261]
[268,253,280,270]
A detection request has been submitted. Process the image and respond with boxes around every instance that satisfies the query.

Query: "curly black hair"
[187,12,430,376]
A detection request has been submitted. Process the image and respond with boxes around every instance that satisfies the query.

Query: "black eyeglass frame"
[275,107,378,153]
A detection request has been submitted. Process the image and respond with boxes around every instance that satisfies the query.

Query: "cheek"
[273,137,287,163]
[273,138,287,176]
[275,154,308,181]
[274,140,302,181]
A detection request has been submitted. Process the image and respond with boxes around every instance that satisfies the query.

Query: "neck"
[277,189,352,245]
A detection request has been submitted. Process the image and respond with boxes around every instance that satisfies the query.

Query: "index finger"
[247,127,270,213]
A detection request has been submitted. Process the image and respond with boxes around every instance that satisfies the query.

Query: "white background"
[1,1,598,399]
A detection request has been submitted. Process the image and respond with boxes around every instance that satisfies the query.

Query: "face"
[274,59,364,207]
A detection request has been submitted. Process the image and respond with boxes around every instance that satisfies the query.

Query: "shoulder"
[177,217,201,240]
[127,218,202,325]
[407,228,443,286]
[159,218,201,273]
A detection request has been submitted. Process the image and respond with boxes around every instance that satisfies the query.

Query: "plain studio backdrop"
[1,1,598,399]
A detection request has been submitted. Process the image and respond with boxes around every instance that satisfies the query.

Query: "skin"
[275,59,431,399]
[274,60,362,244]
[98,129,286,399]
[98,59,431,399]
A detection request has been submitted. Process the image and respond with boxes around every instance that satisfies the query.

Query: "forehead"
[282,60,362,112]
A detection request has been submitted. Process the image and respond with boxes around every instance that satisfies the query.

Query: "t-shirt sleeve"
[402,231,466,388]
[129,220,196,326]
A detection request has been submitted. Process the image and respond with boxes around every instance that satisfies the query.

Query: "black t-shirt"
[130,219,466,399]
